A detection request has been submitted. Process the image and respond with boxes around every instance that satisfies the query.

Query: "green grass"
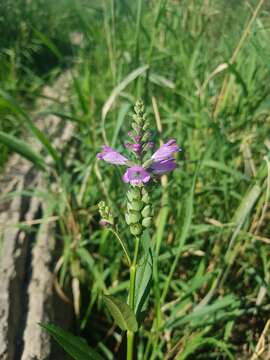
[1,0,270,358]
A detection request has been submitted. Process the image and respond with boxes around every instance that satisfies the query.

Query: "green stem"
[127,236,140,360]
[111,229,131,266]
[127,331,134,360]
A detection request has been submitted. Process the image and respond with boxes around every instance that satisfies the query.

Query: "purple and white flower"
[151,158,177,174]
[123,166,151,186]
[151,139,180,162]
[97,145,128,165]
[97,138,180,186]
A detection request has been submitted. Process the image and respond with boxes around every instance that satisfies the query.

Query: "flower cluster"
[97,101,180,186]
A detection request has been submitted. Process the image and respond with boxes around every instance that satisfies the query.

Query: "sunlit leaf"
[103,295,138,331]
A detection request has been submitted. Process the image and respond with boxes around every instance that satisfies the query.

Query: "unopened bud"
[141,132,150,143]
[143,121,150,131]
[130,223,143,236]
[132,122,140,133]
[133,114,143,126]
[134,100,144,115]
[142,217,152,228]
[142,205,151,218]
[128,200,143,211]
[125,211,141,225]
[142,192,150,204]
[127,188,141,202]
[100,219,113,227]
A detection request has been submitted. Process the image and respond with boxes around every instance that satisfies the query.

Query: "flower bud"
[142,193,150,204]
[125,211,141,225]
[141,188,150,204]
[100,219,113,227]
[133,114,144,126]
[143,121,150,131]
[127,200,143,211]
[127,187,141,202]
[125,213,132,225]
[142,217,152,228]
[132,122,140,133]
[142,205,151,218]
[130,223,143,236]
[134,100,144,115]
[141,132,150,143]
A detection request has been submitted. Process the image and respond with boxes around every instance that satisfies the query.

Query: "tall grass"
[1,0,270,358]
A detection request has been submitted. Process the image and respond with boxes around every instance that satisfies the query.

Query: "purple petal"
[132,144,142,153]
[122,166,151,186]
[125,142,142,154]
[151,158,177,174]
[100,219,112,227]
[97,145,128,165]
[134,135,141,142]
[151,139,180,162]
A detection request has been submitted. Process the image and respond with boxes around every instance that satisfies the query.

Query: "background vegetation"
[1,0,270,358]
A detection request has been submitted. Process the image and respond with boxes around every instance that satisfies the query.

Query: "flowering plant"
[97,100,180,360]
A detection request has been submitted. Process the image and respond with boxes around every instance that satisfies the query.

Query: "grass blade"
[0,131,46,171]
[0,89,62,170]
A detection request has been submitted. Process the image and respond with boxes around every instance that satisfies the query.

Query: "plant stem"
[127,331,134,360]
[127,236,140,360]
[111,229,131,266]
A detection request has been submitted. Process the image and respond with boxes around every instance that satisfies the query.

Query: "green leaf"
[134,231,153,320]
[103,295,138,331]
[40,323,103,360]
[0,131,46,171]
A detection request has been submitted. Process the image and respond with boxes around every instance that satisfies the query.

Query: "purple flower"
[151,139,180,162]
[151,158,177,174]
[125,143,142,154]
[132,144,142,153]
[97,145,128,165]
[123,166,151,186]
[134,135,141,142]
[97,137,180,186]
[99,219,110,227]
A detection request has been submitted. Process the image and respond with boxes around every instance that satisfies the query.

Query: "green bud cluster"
[98,201,114,226]
[132,100,151,159]
[125,186,152,236]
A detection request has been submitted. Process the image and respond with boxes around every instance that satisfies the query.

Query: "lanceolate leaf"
[40,323,103,360]
[0,131,46,171]
[103,295,138,331]
[134,244,153,318]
